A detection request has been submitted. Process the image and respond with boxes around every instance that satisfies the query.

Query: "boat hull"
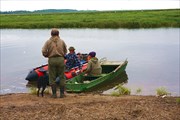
[66,60,128,93]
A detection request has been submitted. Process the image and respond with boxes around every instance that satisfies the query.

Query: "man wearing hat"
[84,51,102,76]
[65,46,81,70]
[42,28,67,98]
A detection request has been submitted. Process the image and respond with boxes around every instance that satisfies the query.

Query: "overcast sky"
[0,0,179,12]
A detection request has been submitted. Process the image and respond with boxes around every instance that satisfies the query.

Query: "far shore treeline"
[0,9,179,29]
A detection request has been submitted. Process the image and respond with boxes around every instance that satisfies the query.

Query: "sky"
[0,0,179,12]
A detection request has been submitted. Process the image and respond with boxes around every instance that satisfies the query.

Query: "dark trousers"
[48,57,65,87]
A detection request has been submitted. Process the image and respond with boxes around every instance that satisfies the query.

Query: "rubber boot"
[51,84,57,98]
[60,86,65,98]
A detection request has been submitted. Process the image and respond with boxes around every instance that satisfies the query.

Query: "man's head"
[51,28,59,36]
[68,46,75,52]
[88,51,96,57]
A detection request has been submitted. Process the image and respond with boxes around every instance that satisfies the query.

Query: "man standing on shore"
[42,28,67,98]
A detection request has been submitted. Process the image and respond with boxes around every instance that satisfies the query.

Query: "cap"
[68,46,75,51]
[89,51,96,57]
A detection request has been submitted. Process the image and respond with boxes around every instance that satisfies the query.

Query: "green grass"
[156,87,171,96]
[111,84,131,96]
[28,87,37,95]
[176,98,180,104]
[0,9,179,28]
[136,88,142,95]
[28,87,50,95]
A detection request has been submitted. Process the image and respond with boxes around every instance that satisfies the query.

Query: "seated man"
[84,51,102,76]
[77,52,87,64]
[65,46,81,70]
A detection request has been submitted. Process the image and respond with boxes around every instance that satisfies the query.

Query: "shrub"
[111,84,131,96]
[136,88,142,94]
[156,87,171,96]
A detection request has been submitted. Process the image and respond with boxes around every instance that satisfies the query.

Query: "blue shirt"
[65,53,81,69]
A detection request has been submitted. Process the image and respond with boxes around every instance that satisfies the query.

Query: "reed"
[0,9,179,28]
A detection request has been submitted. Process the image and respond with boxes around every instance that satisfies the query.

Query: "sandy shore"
[0,93,179,120]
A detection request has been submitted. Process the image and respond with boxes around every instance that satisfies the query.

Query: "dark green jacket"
[85,57,102,76]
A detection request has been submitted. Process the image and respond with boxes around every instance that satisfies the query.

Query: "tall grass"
[111,84,131,96]
[28,87,50,95]
[0,9,179,28]
[156,87,171,96]
[136,88,142,95]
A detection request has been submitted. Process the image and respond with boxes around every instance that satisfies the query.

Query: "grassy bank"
[0,9,180,29]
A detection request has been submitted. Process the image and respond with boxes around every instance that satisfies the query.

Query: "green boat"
[66,59,128,93]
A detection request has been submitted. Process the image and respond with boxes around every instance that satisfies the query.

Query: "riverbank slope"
[0,93,179,120]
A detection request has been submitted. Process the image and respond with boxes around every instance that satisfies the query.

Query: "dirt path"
[0,93,179,120]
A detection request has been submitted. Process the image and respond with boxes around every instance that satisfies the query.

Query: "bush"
[156,87,171,96]
[111,84,131,96]
[136,88,142,94]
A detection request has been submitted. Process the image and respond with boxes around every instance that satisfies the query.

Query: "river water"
[0,28,179,96]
